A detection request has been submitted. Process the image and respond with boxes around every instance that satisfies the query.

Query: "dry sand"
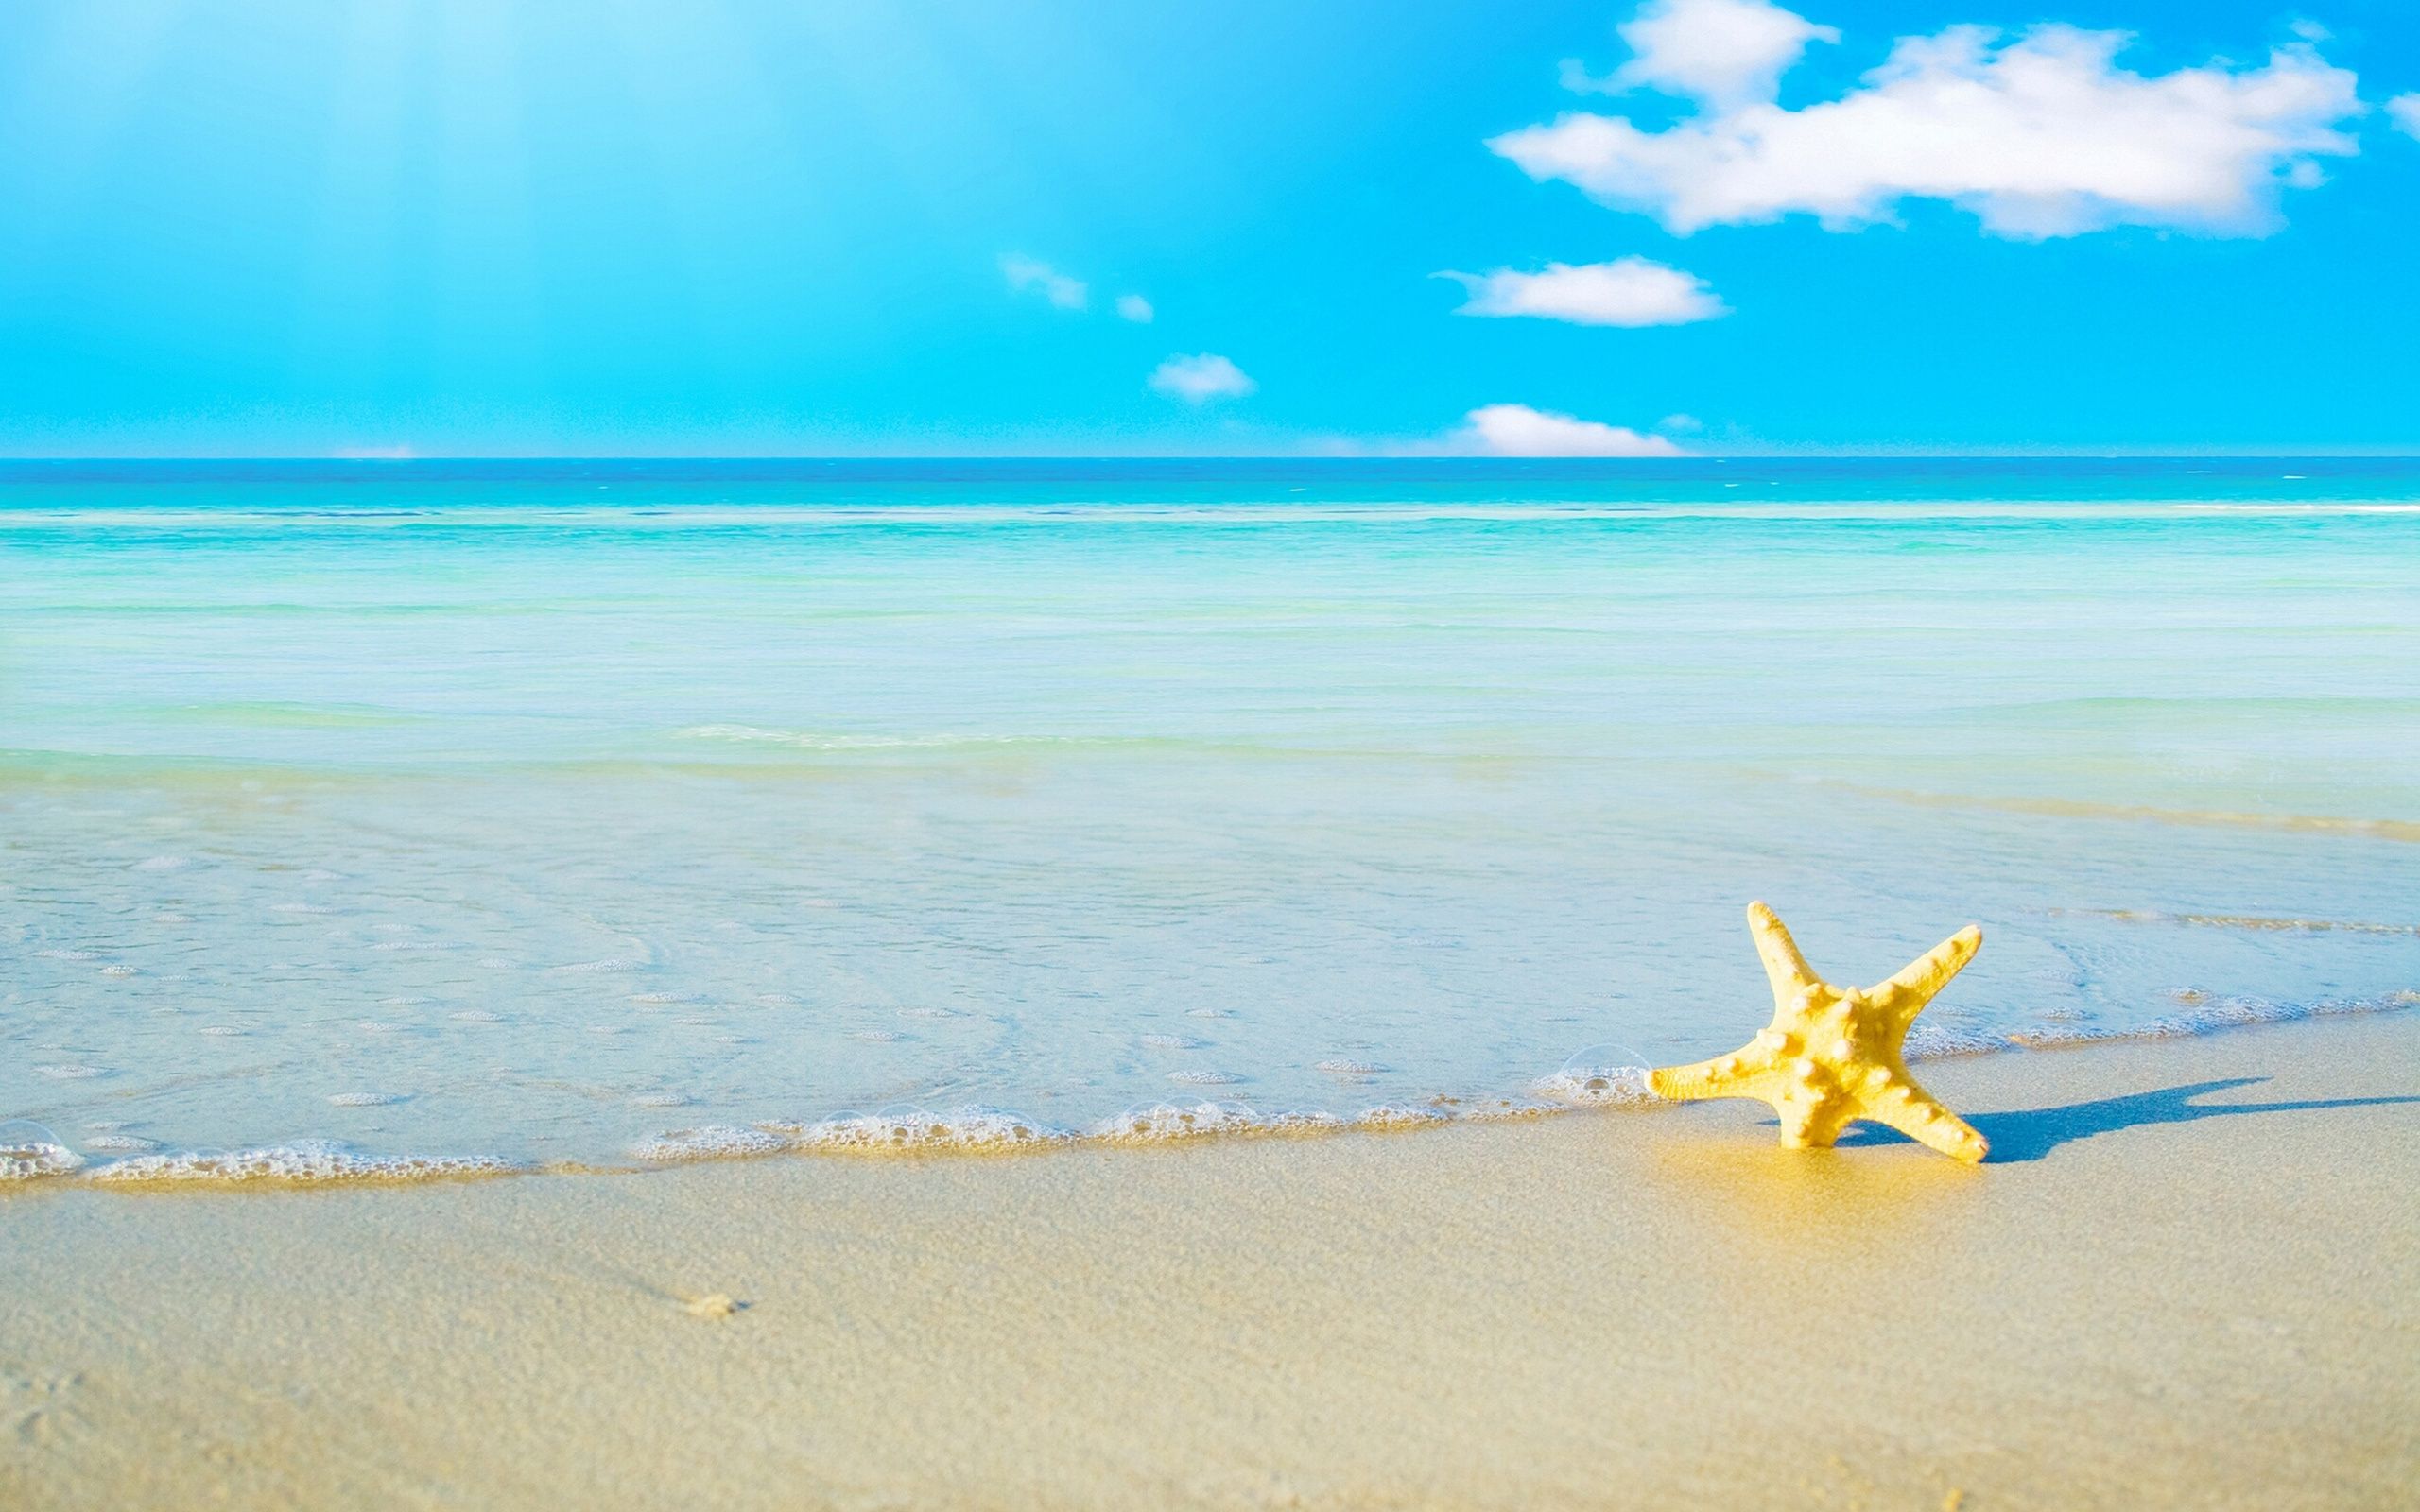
[4,1012,2415,1510]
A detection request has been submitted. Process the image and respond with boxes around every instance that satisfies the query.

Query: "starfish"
[1649,902,1989,1162]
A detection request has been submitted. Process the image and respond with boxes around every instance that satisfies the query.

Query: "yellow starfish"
[1649,902,1989,1163]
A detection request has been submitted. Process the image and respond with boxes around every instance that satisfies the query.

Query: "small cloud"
[1656,412,1703,433]
[1601,0,1840,110]
[1115,294,1155,323]
[1149,353,1254,404]
[2287,19,2331,43]
[1446,404,1685,457]
[1001,254,1088,311]
[2392,94,2420,141]
[1441,257,1726,327]
[333,444,416,460]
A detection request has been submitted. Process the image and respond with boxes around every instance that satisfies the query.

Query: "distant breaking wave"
[677,724,1107,751]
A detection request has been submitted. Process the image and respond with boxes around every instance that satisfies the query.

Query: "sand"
[4,1012,2414,1510]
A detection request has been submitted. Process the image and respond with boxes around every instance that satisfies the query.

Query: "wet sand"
[4,1011,2415,1510]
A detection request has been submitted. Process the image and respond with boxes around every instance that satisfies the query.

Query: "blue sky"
[0,0,2414,456]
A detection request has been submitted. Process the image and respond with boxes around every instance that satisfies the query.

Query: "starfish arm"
[1860,1086,1989,1163]
[1876,924,1983,1023]
[1745,902,1819,1005]
[1649,1054,1778,1104]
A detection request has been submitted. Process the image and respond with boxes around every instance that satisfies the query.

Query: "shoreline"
[8,997,2412,1190]
[6,1011,2415,1509]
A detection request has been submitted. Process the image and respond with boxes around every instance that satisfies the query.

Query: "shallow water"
[5,459,2417,1179]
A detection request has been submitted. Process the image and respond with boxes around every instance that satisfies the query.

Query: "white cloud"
[1001,254,1088,310]
[1494,13,2363,238]
[2392,94,2420,141]
[1446,404,1685,456]
[1115,293,1155,323]
[1568,0,1840,109]
[1149,353,1254,404]
[1442,257,1727,327]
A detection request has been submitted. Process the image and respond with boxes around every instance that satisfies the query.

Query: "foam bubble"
[270,903,336,915]
[83,1134,161,1152]
[1257,1109,1347,1136]
[328,1092,406,1107]
[630,1092,691,1108]
[556,958,645,974]
[897,1007,962,1020]
[355,1022,404,1034]
[1315,1058,1383,1075]
[33,948,96,960]
[0,1122,83,1181]
[86,1141,511,1186]
[629,1125,786,1162]
[1166,1069,1241,1085]
[671,1016,719,1027]
[133,855,188,870]
[1452,1098,1555,1122]
[1533,1062,1656,1107]
[197,1026,247,1037]
[1357,1104,1448,1130]
[778,1106,1070,1155]
[850,1030,903,1042]
[1092,1101,1263,1143]
[450,1009,502,1022]
[35,1064,106,1081]
[1138,1034,1201,1049]
[97,964,139,977]
[630,992,696,1005]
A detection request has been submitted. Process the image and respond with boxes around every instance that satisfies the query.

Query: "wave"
[2054,908,2420,937]
[1902,988,2418,1058]
[9,994,2411,1189]
[1849,784,2420,843]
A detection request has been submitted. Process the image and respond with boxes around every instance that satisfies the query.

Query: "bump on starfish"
[1650,902,1989,1163]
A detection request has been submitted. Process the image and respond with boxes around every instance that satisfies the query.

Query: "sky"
[0,0,2415,457]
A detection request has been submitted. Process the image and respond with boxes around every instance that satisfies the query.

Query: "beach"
[6,1009,2412,1510]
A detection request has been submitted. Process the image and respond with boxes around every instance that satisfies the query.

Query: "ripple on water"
[83,1134,161,1152]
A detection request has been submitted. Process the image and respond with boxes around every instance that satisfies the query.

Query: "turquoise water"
[5,460,2417,1179]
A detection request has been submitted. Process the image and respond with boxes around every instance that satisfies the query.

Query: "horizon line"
[2,452,2417,466]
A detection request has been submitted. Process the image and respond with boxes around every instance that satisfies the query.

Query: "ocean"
[5,458,2416,1181]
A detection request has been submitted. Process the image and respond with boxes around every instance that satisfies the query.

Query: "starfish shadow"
[1824,1076,2420,1163]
